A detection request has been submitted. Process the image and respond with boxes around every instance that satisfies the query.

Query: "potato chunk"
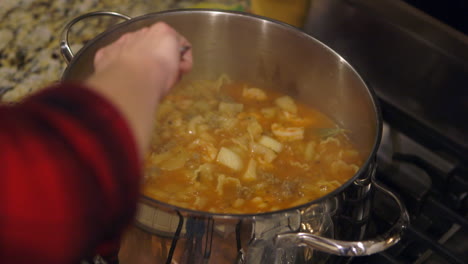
[216,147,244,171]
[219,102,244,115]
[247,118,263,140]
[304,141,317,161]
[242,87,267,101]
[242,159,257,182]
[275,96,297,114]
[258,135,283,153]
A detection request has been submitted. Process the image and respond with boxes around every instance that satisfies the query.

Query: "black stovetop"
[304,0,468,263]
[401,0,468,35]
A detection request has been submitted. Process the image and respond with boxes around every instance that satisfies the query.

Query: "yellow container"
[250,0,309,28]
[185,1,248,11]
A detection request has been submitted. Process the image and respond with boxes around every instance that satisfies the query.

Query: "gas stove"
[304,0,467,263]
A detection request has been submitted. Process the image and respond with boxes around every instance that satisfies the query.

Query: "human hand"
[92,22,193,97]
[85,22,193,157]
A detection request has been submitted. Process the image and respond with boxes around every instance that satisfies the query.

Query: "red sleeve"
[0,83,141,264]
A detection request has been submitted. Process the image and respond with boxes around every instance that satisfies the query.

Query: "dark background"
[402,0,468,34]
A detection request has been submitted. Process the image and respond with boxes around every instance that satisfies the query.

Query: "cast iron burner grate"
[343,122,468,264]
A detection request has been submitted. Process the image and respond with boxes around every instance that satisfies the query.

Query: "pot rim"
[63,9,383,219]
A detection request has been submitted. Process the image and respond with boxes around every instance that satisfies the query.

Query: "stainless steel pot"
[60,10,409,264]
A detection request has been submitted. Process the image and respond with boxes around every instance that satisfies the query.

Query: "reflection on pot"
[118,200,335,264]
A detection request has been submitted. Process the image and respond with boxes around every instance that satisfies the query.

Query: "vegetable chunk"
[243,87,267,100]
[242,159,257,182]
[216,147,244,171]
[271,123,304,141]
[219,102,244,114]
[258,135,283,153]
[275,96,297,114]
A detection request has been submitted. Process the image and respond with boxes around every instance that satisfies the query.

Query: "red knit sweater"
[0,83,141,263]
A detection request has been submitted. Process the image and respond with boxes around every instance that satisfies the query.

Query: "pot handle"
[60,11,131,64]
[275,174,410,256]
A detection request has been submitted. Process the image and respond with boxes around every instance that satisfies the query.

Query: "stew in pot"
[143,75,363,214]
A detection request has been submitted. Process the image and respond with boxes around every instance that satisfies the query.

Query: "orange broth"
[143,76,363,214]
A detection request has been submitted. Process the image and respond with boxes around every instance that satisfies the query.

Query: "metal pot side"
[61,10,408,264]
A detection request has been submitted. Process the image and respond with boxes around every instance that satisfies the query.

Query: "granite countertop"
[0,0,246,102]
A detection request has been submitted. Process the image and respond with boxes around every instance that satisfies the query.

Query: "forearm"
[85,22,192,157]
[0,83,141,263]
[85,62,167,156]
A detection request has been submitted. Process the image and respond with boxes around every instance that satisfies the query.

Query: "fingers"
[93,33,132,72]
[91,21,193,94]
[144,22,193,80]
[179,45,193,74]
[178,33,193,74]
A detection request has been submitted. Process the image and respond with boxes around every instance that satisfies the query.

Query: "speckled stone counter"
[0,0,248,102]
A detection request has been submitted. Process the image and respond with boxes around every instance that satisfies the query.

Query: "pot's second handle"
[275,176,410,256]
[60,11,131,64]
